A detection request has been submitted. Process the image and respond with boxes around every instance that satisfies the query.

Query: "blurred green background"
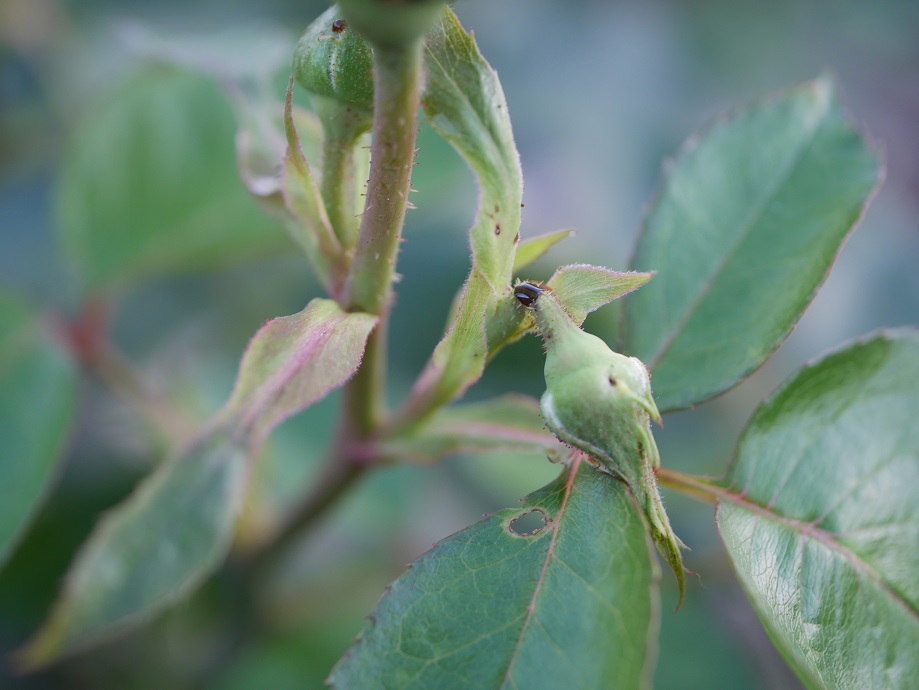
[1,0,917,687]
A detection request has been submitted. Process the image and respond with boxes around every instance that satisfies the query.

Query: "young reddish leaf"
[329,455,660,689]
[0,295,78,568]
[546,264,654,326]
[223,298,377,443]
[624,77,882,412]
[717,329,919,688]
[379,394,561,463]
[19,430,248,668]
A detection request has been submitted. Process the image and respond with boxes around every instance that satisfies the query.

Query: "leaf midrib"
[500,454,582,689]
[716,483,919,625]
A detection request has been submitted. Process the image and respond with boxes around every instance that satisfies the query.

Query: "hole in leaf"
[507,508,550,537]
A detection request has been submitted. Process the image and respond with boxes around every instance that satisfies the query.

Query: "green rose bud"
[293,6,374,114]
[515,282,688,606]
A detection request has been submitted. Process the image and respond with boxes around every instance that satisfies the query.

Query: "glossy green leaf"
[223,298,377,443]
[513,229,573,273]
[0,295,78,568]
[57,69,288,290]
[717,329,919,689]
[379,394,561,463]
[423,8,522,292]
[20,431,248,667]
[547,264,654,326]
[624,77,882,411]
[330,456,659,689]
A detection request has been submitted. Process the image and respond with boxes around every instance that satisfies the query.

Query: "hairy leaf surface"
[224,298,377,442]
[403,8,524,415]
[547,264,653,326]
[423,8,522,291]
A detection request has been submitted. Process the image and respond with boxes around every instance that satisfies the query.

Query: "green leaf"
[423,8,522,292]
[401,271,492,419]
[379,394,561,463]
[513,229,573,273]
[717,329,919,689]
[20,430,248,667]
[0,295,78,568]
[481,266,653,364]
[547,264,654,326]
[223,298,377,443]
[57,69,289,291]
[329,456,659,689]
[399,9,524,420]
[623,77,882,412]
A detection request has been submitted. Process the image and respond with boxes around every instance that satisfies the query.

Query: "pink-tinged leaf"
[224,298,377,442]
[547,264,654,326]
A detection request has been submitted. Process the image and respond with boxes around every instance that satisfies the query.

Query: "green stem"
[64,298,194,448]
[345,317,388,435]
[245,39,425,576]
[88,344,196,447]
[316,98,370,250]
[244,451,368,574]
[343,41,422,315]
[340,39,424,436]
[655,466,725,505]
